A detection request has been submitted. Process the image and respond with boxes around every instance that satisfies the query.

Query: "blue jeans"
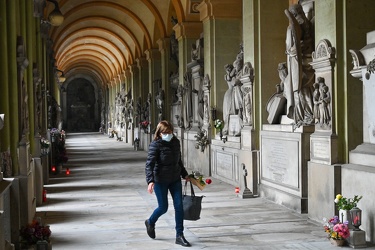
[148,179,184,237]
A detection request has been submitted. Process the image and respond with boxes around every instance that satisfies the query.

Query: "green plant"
[214,119,224,130]
[194,129,209,152]
[334,194,362,210]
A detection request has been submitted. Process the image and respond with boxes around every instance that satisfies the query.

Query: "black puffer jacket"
[145,136,188,184]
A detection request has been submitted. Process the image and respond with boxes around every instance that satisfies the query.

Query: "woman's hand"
[147,182,154,194]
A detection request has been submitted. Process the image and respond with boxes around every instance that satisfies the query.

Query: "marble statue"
[222,45,244,135]
[317,77,331,126]
[183,72,193,129]
[203,95,209,123]
[193,76,204,121]
[266,63,288,124]
[284,4,315,127]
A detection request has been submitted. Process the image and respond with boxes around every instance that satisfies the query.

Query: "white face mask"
[161,133,173,142]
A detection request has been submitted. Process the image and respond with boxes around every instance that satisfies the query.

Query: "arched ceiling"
[45,0,201,88]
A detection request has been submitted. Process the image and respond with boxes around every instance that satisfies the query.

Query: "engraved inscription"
[312,141,329,159]
[261,137,299,188]
[216,152,233,179]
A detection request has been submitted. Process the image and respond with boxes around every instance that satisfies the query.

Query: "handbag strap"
[184,180,196,196]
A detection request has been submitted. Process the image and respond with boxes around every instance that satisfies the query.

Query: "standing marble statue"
[183,72,193,129]
[222,45,244,135]
[284,4,315,127]
[193,76,204,121]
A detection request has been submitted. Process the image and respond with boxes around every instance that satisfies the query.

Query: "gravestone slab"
[260,125,313,213]
[211,140,241,186]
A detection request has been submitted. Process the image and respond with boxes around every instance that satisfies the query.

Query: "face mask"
[161,133,173,142]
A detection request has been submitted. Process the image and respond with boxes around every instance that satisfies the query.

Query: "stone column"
[0,0,11,157]
[145,49,161,128]
[129,64,138,143]
[242,0,288,139]
[197,0,242,135]
[7,0,20,175]
[157,38,174,122]
[26,0,36,152]
[136,57,149,103]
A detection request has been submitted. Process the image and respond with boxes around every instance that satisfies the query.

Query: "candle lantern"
[350,207,362,231]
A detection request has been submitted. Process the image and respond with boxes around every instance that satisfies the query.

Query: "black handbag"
[183,180,203,221]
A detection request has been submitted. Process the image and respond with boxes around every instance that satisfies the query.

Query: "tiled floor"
[36,132,374,250]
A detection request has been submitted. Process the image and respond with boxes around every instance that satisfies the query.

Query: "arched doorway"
[66,78,99,132]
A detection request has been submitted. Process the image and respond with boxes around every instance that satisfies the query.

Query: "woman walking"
[145,120,191,247]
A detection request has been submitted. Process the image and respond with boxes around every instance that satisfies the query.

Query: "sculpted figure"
[183,72,193,129]
[317,78,331,126]
[222,64,234,135]
[312,81,320,124]
[284,4,315,127]
[193,77,204,121]
[203,95,209,124]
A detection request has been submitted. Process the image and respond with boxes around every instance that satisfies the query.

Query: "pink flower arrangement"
[20,218,51,246]
[323,215,350,240]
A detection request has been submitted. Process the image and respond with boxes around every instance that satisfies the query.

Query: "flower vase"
[339,209,354,229]
[330,238,346,246]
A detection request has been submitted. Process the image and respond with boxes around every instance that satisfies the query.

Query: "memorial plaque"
[216,152,234,179]
[311,140,329,160]
[261,137,299,188]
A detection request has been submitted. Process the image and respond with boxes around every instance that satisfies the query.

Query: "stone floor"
[36,132,374,250]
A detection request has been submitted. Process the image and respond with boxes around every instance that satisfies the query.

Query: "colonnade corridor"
[36,133,343,250]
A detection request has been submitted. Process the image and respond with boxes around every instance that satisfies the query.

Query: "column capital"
[157,38,170,53]
[174,22,202,41]
[145,49,161,61]
[136,56,147,68]
[197,0,242,22]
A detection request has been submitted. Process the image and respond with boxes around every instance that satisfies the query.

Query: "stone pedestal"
[308,162,340,223]
[348,230,367,248]
[211,136,241,186]
[19,141,31,176]
[260,124,314,213]
[34,158,43,206]
[183,127,211,177]
[0,176,12,249]
[19,160,36,226]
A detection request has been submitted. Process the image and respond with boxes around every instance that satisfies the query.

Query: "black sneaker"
[175,235,191,247]
[145,220,155,239]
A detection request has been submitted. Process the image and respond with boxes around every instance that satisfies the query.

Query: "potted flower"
[214,119,224,140]
[20,218,52,249]
[334,194,362,228]
[323,215,350,246]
